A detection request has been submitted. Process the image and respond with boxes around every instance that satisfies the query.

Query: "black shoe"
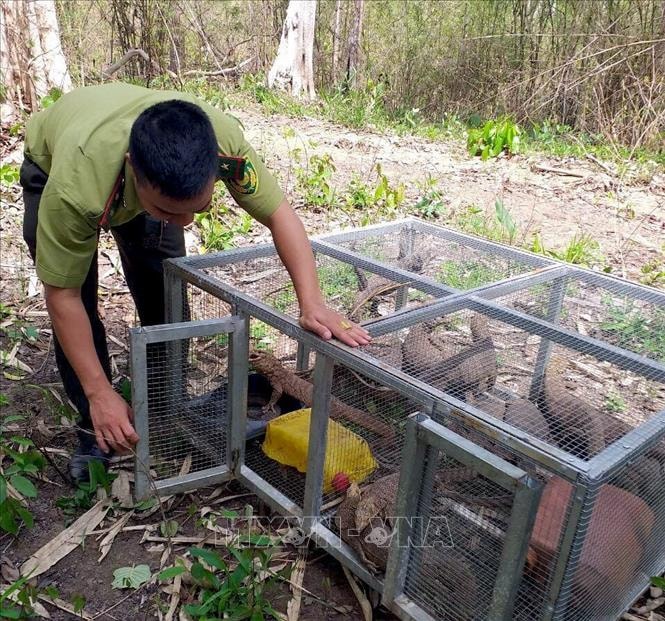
[69,443,112,485]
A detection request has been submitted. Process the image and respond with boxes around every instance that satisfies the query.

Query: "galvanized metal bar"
[302,353,335,531]
[467,297,665,380]
[417,417,529,491]
[587,407,665,479]
[295,343,311,371]
[228,312,249,475]
[383,413,431,605]
[410,219,554,268]
[155,466,233,496]
[390,594,439,621]
[309,522,384,592]
[314,218,417,245]
[571,264,665,305]
[137,317,241,343]
[551,480,601,621]
[130,328,151,501]
[368,266,567,336]
[541,477,592,621]
[529,273,568,401]
[487,475,543,620]
[164,268,186,438]
[165,262,586,479]
[164,268,186,323]
[168,242,277,269]
[312,239,456,297]
[238,465,303,517]
[395,225,417,310]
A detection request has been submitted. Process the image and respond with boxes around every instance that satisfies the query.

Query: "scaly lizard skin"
[248,351,395,439]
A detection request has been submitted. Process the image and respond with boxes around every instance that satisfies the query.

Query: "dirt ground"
[0,102,663,620]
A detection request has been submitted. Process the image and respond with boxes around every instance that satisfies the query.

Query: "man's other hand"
[88,388,139,454]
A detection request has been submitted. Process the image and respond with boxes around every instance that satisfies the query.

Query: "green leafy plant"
[160,545,290,620]
[413,177,447,219]
[467,118,521,160]
[342,164,405,225]
[296,154,337,208]
[195,204,253,252]
[530,232,603,267]
[605,392,627,414]
[0,576,43,619]
[493,198,518,244]
[56,460,116,523]
[112,564,152,590]
[0,412,45,535]
[0,163,19,187]
[40,87,63,109]
[600,299,665,361]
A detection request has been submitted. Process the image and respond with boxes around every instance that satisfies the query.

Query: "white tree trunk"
[0,0,71,120]
[267,0,316,100]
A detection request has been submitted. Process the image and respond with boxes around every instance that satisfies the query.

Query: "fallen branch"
[249,351,395,439]
[533,164,587,178]
[182,56,255,77]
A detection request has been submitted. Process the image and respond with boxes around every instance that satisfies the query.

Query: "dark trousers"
[20,158,186,447]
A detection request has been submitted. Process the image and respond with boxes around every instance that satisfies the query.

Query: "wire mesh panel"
[242,319,313,509]
[366,302,665,465]
[317,219,551,291]
[161,220,665,620]
[553,425,665,621]
[181,245,438,323]
[384,415,542,621]
[130,318,243,498]
[492,270,665,364]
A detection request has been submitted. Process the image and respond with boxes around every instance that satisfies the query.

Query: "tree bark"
[267,0,317,100]
[346,0,364,88]
[331,0,342,82]
[0,0,71,120]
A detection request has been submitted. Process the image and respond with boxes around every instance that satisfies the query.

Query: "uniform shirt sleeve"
[35,180,98,288]
[221,120,285,221]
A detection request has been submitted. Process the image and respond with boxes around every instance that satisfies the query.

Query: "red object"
[332,472,351,492]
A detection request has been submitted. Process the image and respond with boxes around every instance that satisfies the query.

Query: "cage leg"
[296,343,311,371]
[383,412,431,606]
[302,353,335,532]
[528,274,567,402]
[488,476,543,619]
[228,312,249,475]
[541,478,596,621]
[131,330,151,501]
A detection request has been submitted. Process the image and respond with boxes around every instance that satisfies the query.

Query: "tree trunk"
[331,0,342,82]
[346,0,364,88]
[0,0,72,120]
[267,0,317,100]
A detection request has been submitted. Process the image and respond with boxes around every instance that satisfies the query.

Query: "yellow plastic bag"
[262,408,377,492]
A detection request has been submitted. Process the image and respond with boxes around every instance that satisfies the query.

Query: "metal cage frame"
[130,218,665,621]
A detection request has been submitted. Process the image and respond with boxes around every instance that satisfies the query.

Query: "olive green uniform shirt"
[24,83,284,288]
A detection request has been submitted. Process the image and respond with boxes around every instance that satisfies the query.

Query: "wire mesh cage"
[315,218,553,291]
[135,218,665,620]
[130,318,246,498]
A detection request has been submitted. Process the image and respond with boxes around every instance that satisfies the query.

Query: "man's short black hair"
[129,100,218,199]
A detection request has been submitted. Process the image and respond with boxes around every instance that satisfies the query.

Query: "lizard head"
[469,312,490,340]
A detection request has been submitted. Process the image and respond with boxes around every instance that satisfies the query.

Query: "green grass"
[600,298,665,361]
[437,260,507,290]
[317,263,359,308]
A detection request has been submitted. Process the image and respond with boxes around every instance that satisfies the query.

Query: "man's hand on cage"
[299,304,371,347]
[89,388,139,454]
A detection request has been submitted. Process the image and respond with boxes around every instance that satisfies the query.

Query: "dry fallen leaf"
[21,500,110,578]
[111,470,133,508]
[98,510,134,563]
